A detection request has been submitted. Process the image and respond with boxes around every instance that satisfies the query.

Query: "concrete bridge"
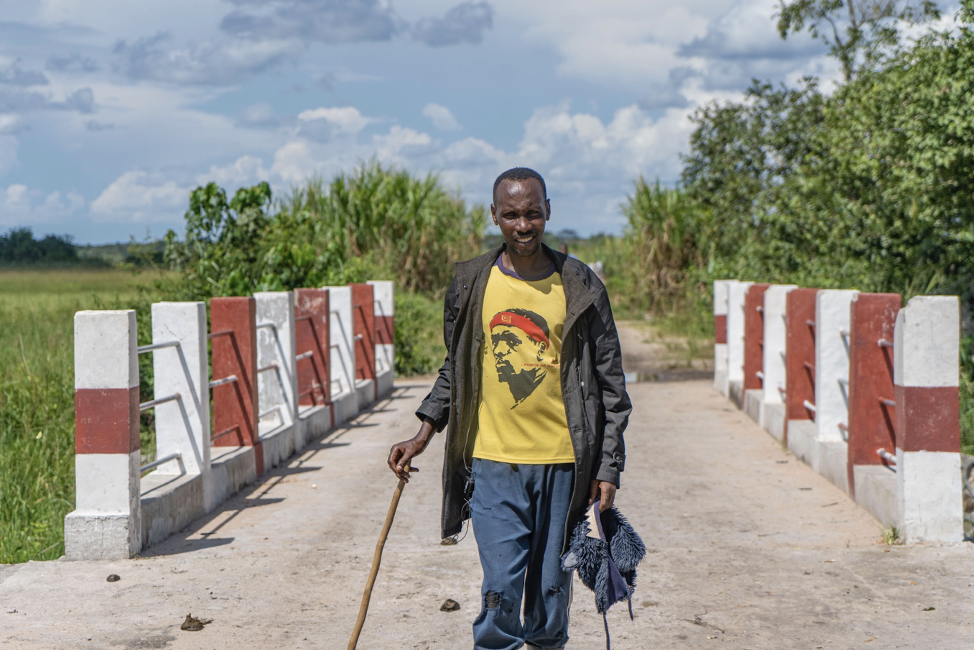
[2,283,973,648]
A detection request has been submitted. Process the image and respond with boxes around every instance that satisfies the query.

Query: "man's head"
[491,168,550,259]
[489,308,553,404]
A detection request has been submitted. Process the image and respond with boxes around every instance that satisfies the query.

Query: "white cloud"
[112,33,303,85]
[296,106,372,138]
[270,141,321,185]
[196,155,271,190]
[1,183,85,226]
[89,170,189,222]
[422,102,461,130]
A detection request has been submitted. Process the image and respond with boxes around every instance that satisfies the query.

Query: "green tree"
[775,0,940,81]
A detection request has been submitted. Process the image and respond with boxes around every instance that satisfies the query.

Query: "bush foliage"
[617,2,974,448]
[162,161,486,375]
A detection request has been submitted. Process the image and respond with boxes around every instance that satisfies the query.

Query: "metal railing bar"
[803,361,815,373]
[295,315,312,323]
[756,371,764,380]
[295,351,314,361]
[803,400,816,413]
[879,398,896,408]
[139,392,181,412]
[806,319,815,328]
[777,385,786,395]
[210,426,240,441]
[208,330,233,339]
[838,422,849,441]
[257,363,279,374]
[839,328,850,338]
[837,377,849,386]
[209,375,238,388]
[256,321,276,330]
[140,452,181,474]
[138,341,179,353]
[353,334,363,341]
[878,338,894,348]
[258,405,283,419]
[877,447,897,467]
[779,351,786,360]
[756,306,763,313]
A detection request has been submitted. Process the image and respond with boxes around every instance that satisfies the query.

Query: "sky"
[0,0,927,243]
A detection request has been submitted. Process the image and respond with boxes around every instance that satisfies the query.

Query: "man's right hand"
[387,418,436,482]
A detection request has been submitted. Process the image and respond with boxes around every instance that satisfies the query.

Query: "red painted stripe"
[352,284,376,382]
[895,385,960,453]
[714,315,727,344]
[75,387,140,454]
[295,288,330,408]
[744,284,770,391]
[785,288,819,441]
[211,297,257,449]
[847,292,900,496]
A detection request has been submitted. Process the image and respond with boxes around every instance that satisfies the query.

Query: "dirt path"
[2,327,973,649]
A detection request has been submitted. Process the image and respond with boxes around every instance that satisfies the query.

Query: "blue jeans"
[469,458,574,650]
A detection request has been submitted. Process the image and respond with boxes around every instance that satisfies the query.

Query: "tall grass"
[0,269,162,564]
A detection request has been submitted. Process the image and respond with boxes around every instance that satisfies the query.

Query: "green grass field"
[0,269,165,564]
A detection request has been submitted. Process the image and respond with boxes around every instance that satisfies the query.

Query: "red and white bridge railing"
[65,281,395,560]
[714,280,963,543]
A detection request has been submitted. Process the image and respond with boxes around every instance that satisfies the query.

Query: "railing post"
[255,292,297,433]
[713,279,732,397]
[351,283,377,404]
[65,310,141,560]
[743,283,770,422]
[210,297,261,475]
[294,288,331,418]
[812,289,858,492]
[848,293,900,500]
[784,288,819,457]
[726,281,753,407]
[368,279,395,375]
[325,285,357,424]
[759,284,796,440]
[150,302,209,477]
[894,296,963,542]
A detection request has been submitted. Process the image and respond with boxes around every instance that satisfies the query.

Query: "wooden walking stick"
[347,464,409,650]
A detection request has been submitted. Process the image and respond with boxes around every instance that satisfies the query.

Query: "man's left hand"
[588,480,616,512]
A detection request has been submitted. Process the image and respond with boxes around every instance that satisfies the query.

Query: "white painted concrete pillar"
[65,310,142,560]
[150,302,210,476]
[368,280,395,375]
[255,292,297,433]
[325,286,355,398]
[713,280,732,396]
[726,281,753,406]
[815,290,858,443]
[758,284,796,436]
[894,296,963,543]
[761,284,797,405]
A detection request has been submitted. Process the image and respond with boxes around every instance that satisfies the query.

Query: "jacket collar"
[454,242,597,332]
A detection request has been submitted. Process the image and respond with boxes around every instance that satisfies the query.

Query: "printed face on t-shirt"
[489,309,558,407]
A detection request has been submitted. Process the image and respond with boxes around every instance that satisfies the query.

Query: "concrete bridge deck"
[3,376,973,649]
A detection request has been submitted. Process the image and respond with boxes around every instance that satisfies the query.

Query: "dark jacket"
[416,243,632,546]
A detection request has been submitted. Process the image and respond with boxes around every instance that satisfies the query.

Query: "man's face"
[491,178,550,258]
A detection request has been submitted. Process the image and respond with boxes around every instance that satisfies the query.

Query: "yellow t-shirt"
[472,262,574,464]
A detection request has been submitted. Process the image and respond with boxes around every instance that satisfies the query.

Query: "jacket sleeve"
[590,285,631,487]
[414,274,459,431]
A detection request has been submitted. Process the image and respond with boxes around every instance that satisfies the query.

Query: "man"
[387,167,631,650]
